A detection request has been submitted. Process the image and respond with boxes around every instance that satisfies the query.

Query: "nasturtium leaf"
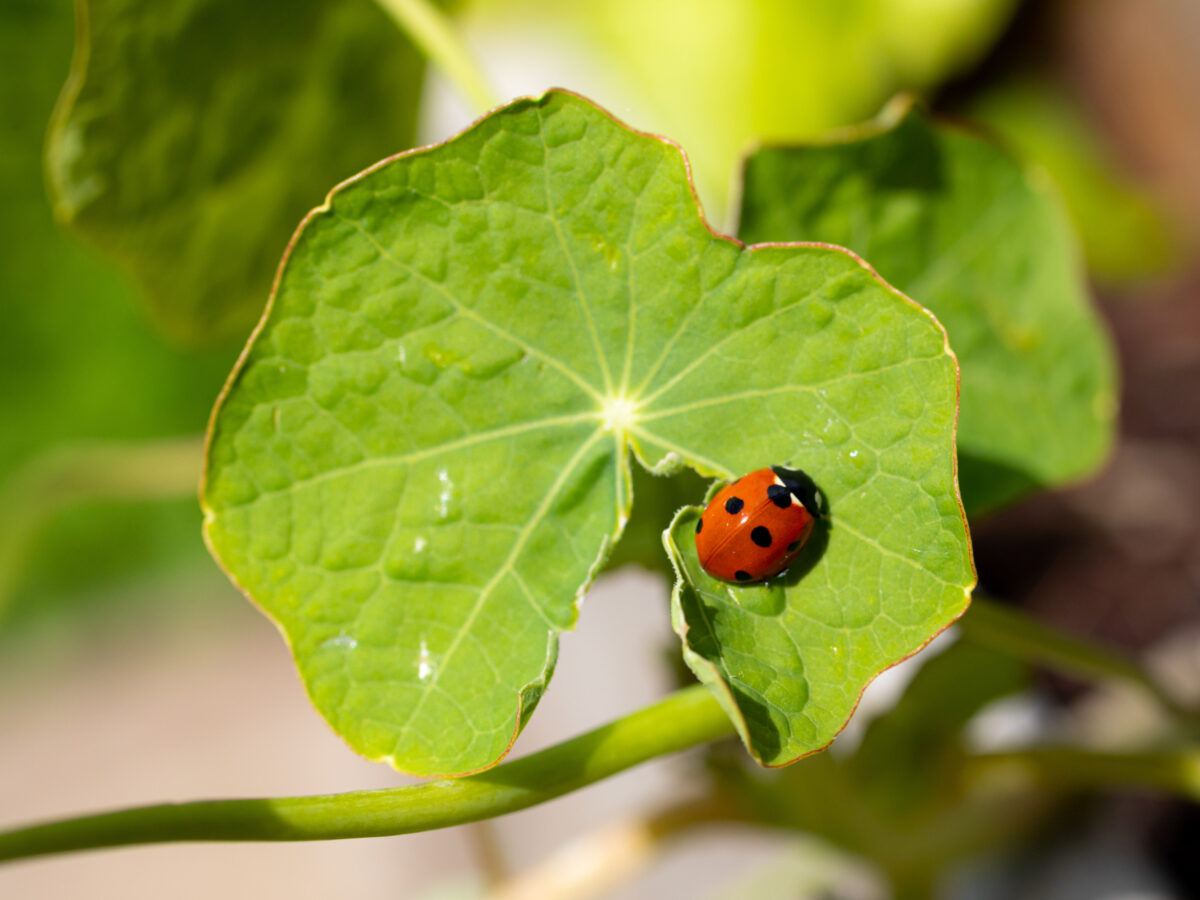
[965,79,1179,285]
[737,98,1117,515]
[46,0,429,345]
[203,89,973,776]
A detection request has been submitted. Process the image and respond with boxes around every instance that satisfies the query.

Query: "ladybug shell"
[694,466,817,583]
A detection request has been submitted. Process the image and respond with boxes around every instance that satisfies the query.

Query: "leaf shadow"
[956,451,1042,519]
[677,585,790,765]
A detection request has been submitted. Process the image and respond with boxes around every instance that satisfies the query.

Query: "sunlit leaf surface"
[203,91,973,775]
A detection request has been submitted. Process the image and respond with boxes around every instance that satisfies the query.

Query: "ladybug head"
[770,465,823,519]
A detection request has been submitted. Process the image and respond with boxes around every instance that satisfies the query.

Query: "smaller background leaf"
[964,78,1180,285]
[848,638,1027,813]
[738,99,1117,515]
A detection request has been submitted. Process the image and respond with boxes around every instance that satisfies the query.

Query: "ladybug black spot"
[734,570,752,581]
[787,540,801,552]
[767,483,791,509]
[695,517,703,534]
[724,496,744,514]
[751,525,772,547]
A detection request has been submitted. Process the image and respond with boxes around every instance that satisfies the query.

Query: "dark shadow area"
[726,684,784,763]
[957,451,1042,519]
[775,511,831,589]
[602,460,708,576]
[766,465,832,592]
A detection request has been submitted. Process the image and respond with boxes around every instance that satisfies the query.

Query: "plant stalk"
[0,436,205,621]
[373,0,499,113]
[0,685,732,864]
[960,596,1193,724]
[966,746,1200,800]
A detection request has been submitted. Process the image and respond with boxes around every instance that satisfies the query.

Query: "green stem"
[0,436,205,621]
[0,685,732,864]
[960,596,1192,724]
[967,746,1200,800]
[373,0,499,113]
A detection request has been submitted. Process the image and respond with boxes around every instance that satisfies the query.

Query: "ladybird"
[694,466,820,583]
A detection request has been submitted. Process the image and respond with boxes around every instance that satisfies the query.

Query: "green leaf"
[46,0,430,345]
[203,89,973,776]
[737,98,1118,515]
[964,78,1180,285]
[0,438,206,626]
[665,498,970,766]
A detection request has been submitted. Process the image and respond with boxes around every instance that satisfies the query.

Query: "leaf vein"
[640,357,934,421]
[393,427,607,749]
[536,107,614,394]
[236,412,598,506]
[333,211,603,403]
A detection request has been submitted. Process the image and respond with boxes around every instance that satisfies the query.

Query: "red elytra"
[694,466,819,583]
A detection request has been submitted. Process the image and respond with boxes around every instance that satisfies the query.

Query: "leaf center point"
[600,394,642,434]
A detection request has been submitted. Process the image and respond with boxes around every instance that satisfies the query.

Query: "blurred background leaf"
[737,103,1118,516]
[46,0,433,346]
[965,76,1180,285]
[709,639,1048,889]
[455,0,1022,226]
[0,0,232,638]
